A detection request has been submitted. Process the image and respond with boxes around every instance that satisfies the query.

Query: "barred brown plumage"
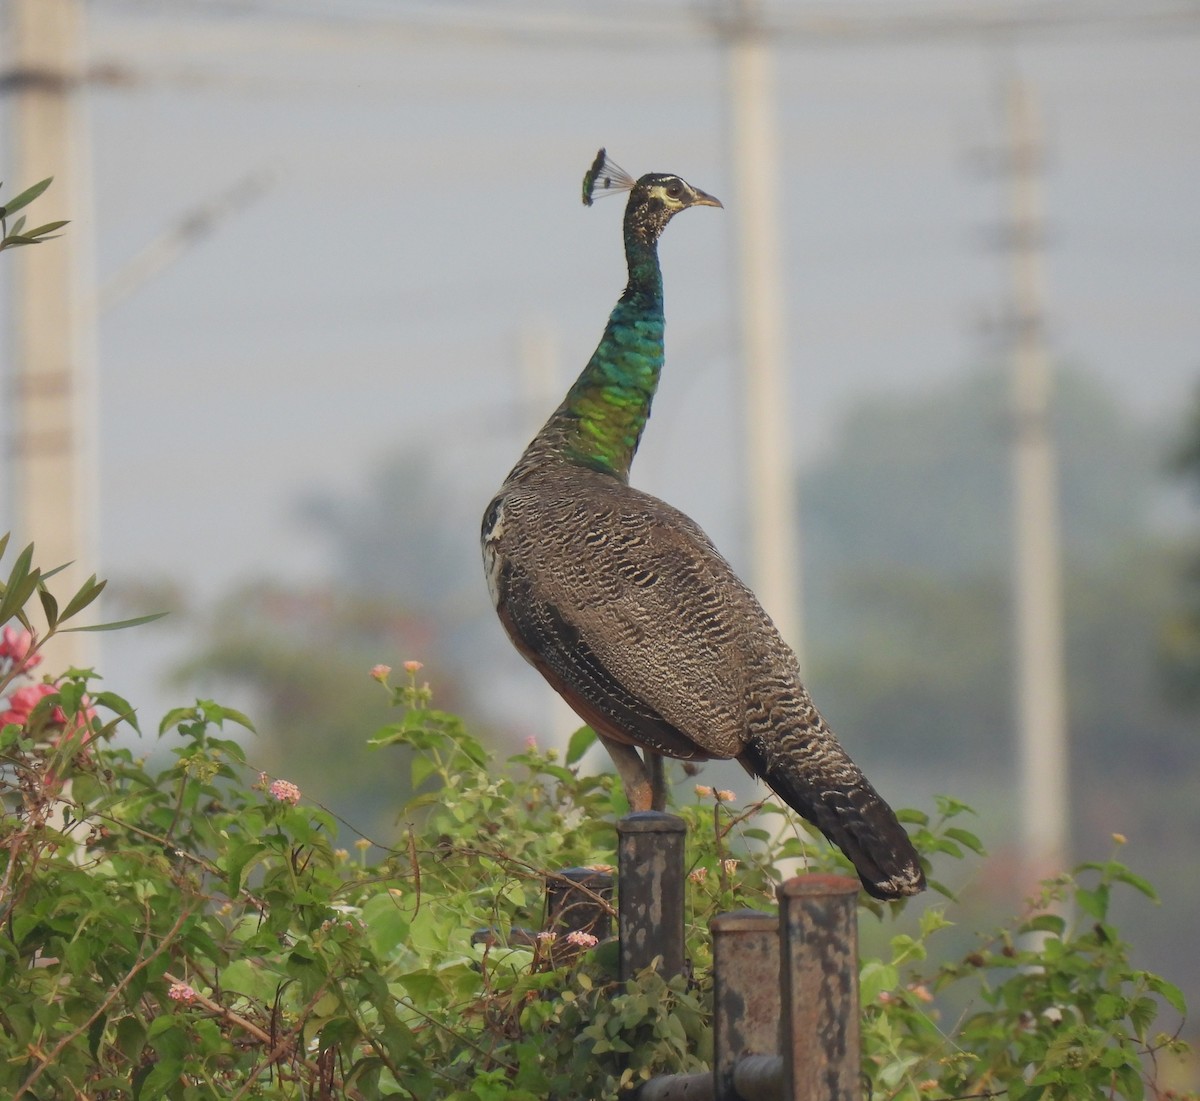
[482,151,925,899]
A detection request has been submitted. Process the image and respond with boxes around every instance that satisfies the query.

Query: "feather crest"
[582,148,636,207]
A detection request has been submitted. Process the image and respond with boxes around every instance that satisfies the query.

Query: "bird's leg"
[597,733,654,812]
[646,750,668,811]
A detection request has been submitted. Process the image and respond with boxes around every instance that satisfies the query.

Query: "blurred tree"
[175,447,484,841]
[802,365,1156,585]
[174,582,444,841]
[799,364,1200,1010]
[1161,379,1200,701]
[801,364,1194,778]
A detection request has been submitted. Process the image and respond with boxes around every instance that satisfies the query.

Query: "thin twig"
[162,970,273,1045]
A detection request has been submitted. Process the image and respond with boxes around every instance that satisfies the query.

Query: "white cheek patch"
[482,500,507,610]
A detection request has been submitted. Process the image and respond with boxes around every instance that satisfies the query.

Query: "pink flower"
[269,779,301,805]
[688,867,708,884]
[167,982,196,1003]
[0,626,42,674]
[369,664,391,682]
[694,784,714,798]
[721,859,739,875]
[535,931,557,944]
[564,931,598,948]
[0,682,96,739]
[524,735,538,751]
[403,660,423,674]
[716,789,736,803]
[0,682,57,727]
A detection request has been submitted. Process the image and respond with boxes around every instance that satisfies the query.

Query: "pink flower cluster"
[269,779,302,805]
[167,982,197,1003]
[0,682,57,728]
[0,679,96,735]
[0,626,42,675]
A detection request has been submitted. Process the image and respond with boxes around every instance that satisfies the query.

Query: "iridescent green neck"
[528,234,664,482]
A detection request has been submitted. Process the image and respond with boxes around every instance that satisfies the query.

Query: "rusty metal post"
[711,909,780,1100]
[546,865,613,964]
[617,811,686,981]
[778,875,861,1101]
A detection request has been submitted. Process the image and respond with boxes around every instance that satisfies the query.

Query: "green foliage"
[1,539,1194,1099]
[0,177,69,252]
[169,581,435,840]
[860,843,1193,1100]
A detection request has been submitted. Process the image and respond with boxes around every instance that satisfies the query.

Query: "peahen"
[482,150,925,899]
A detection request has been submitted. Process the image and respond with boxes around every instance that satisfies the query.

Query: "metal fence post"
[616,811,687,981]
[778,875,861,1101]
[711,909,780,1101]
[546,865,613,964]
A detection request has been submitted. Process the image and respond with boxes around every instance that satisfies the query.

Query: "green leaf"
[859,959,899,1004]
[223,840,267,896]
[36,559,74,582]
[363,893,411,958]
[198,700,255,732]
[1024,912,1066,936]
[1129,995,1158,1041]
[92,689,139,730]
[221,959,285,1004]
[22,220,69,239]
[59,575,106,622]
[1093,991,1126,1024]
[1111,865,1159,902]
[159,705,200,735]
[1146,974,1187,1016]
[398,970,444,1004]
[918,907,954,937]
[138,1057,184,1098]
[1076,884,1110,921]
[566,725,597,765]
[61,611,169,633]
[411,752,440,791]
[0,542,40,624]
[945,826,986,855]
[88,1012,107,1060]
[116,1015,147,1062]
[37,584,59,629]
[1,177,53,218]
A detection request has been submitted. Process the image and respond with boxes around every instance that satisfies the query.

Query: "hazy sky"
[3,2,1199,723]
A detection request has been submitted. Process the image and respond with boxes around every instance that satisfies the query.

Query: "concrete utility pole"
[7,0,96,666]
[722,0,804,666]
[1003,76,1070,887]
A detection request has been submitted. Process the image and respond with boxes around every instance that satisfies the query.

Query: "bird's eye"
[665,181,684,200]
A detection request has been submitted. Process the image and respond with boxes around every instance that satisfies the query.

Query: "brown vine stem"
[161,971,272,1045]
[15,905,192,1100]
[227,978,369,1101]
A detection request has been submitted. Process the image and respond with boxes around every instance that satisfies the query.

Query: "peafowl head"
[583,148,721,244]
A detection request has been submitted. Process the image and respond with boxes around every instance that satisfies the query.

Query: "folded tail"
[740,735,926,900]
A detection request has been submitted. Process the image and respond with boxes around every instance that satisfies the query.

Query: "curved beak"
[691,187,723,209]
